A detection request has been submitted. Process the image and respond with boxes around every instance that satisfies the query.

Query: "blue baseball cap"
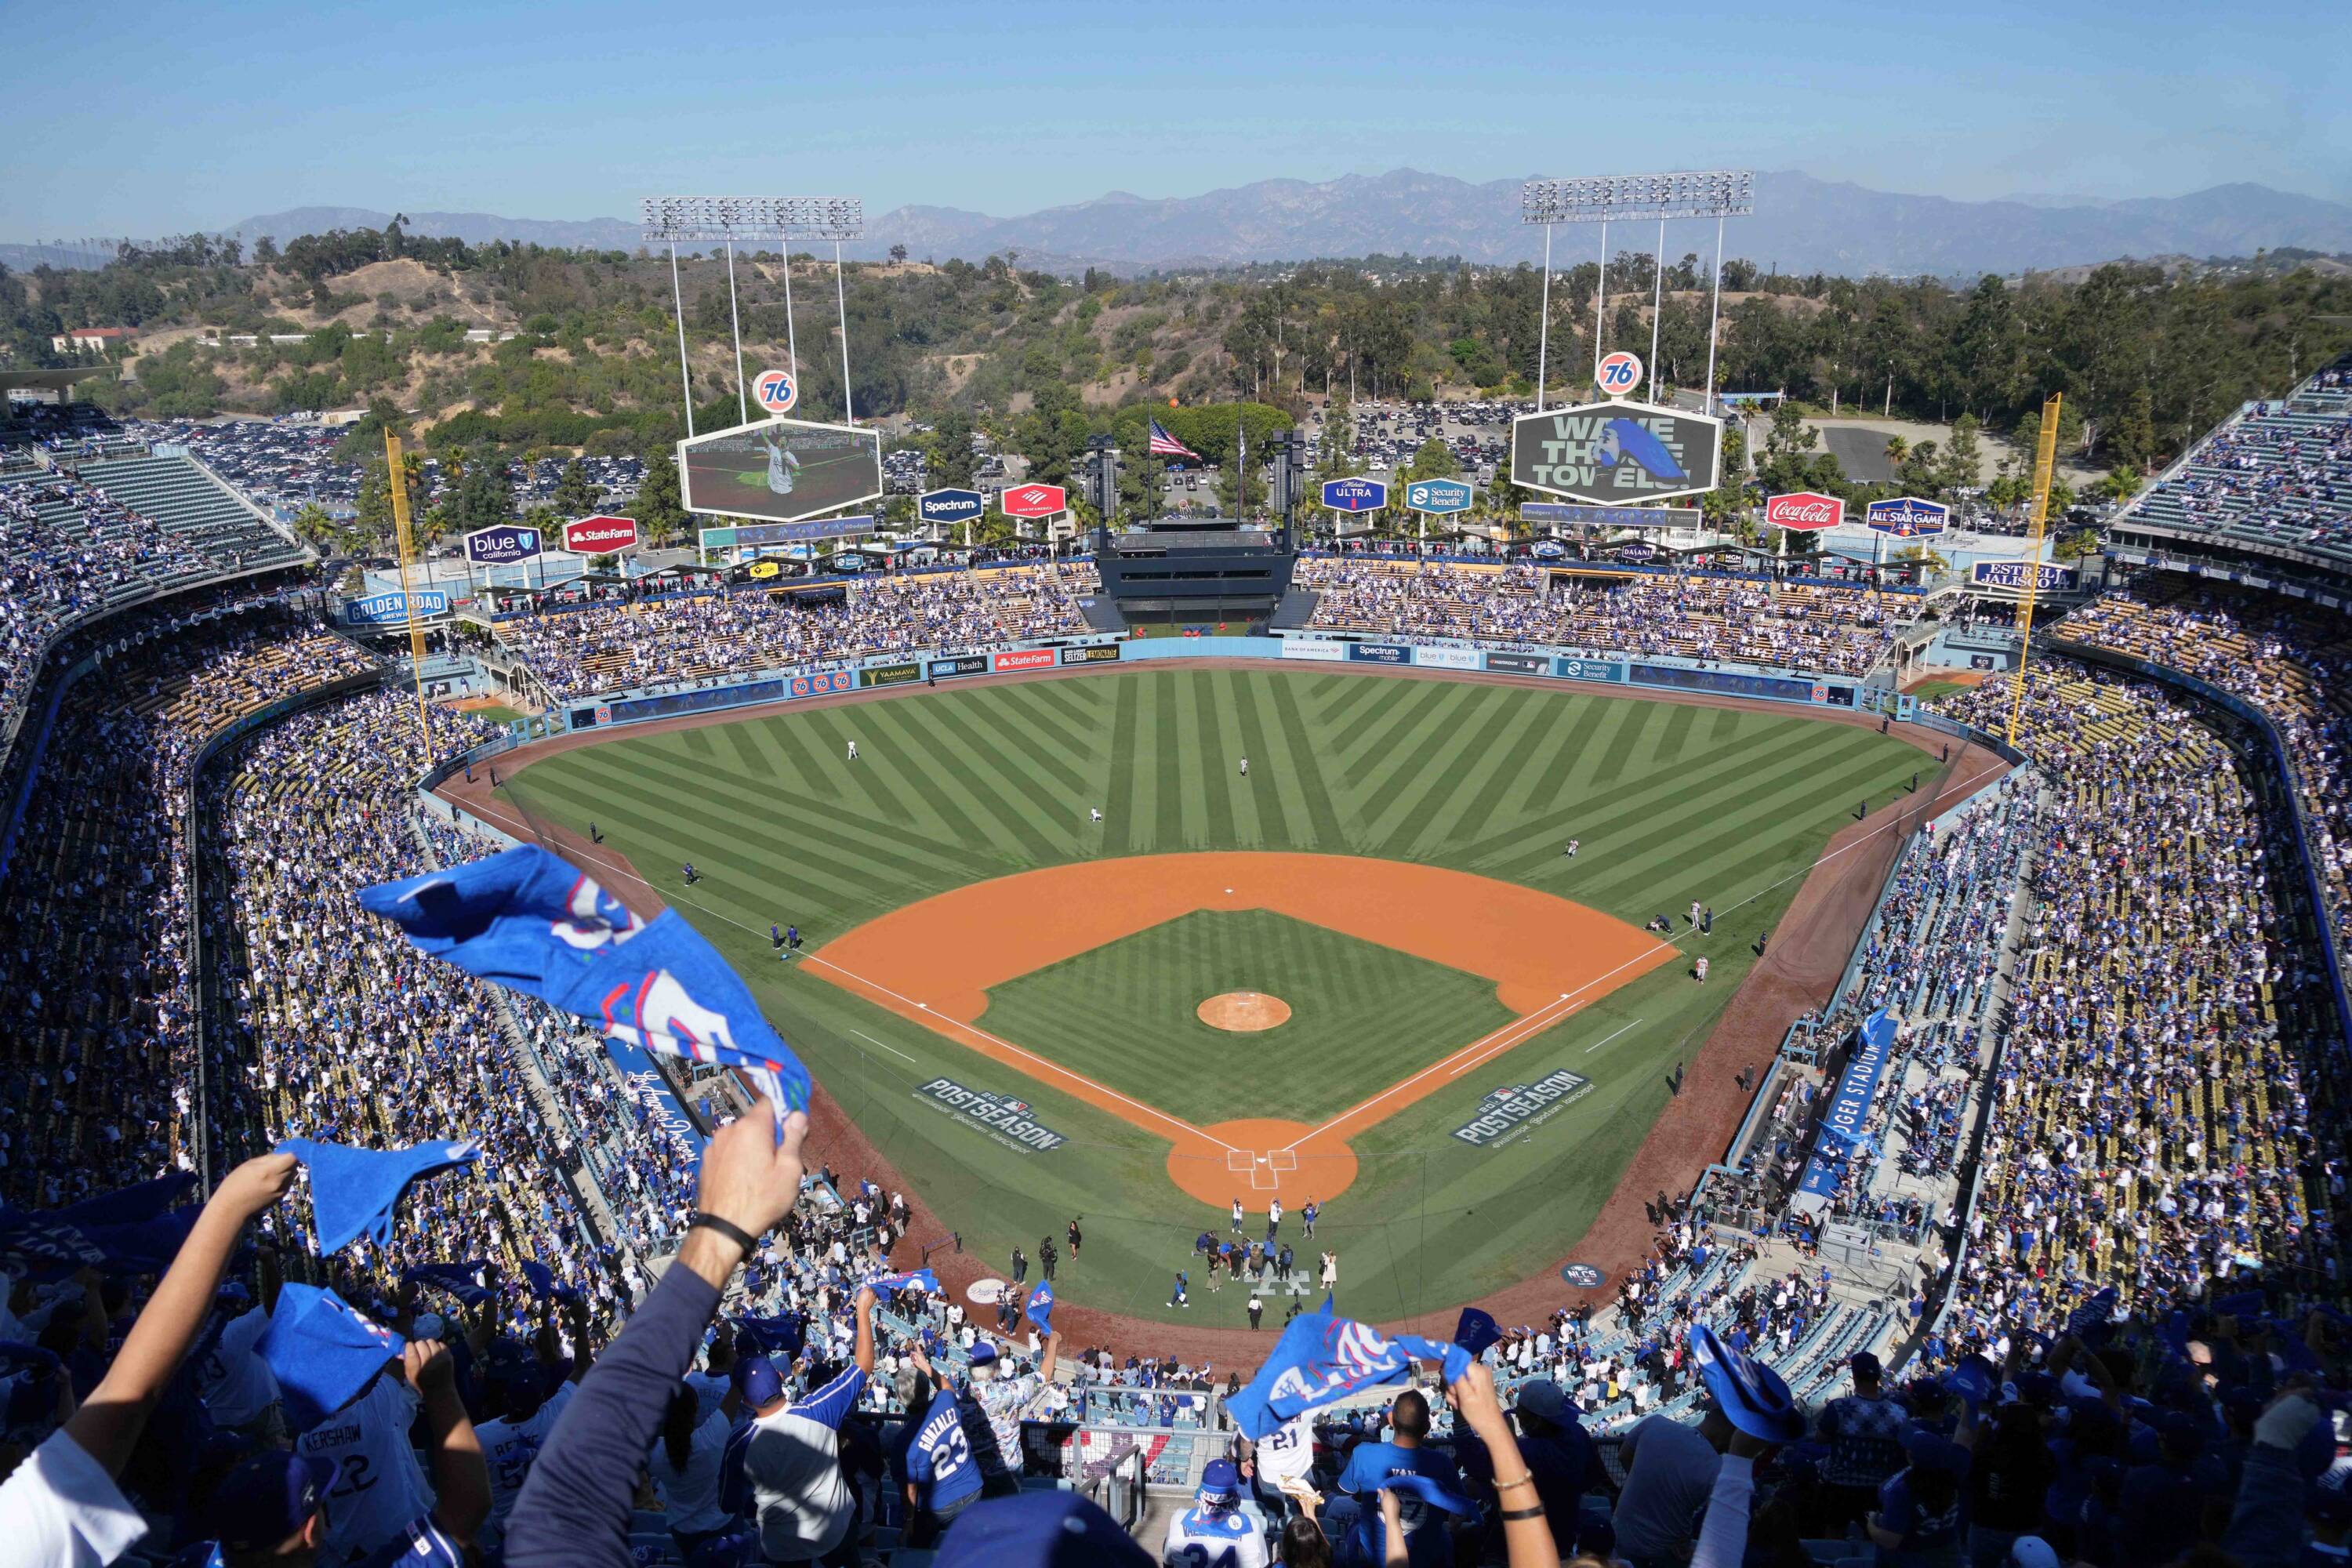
[211,1451,336,1552]
[933,1490,1152,1567]
[1199,1458,1240,1503]
[733,1355,784,1408]
[969,1340,1000,1367]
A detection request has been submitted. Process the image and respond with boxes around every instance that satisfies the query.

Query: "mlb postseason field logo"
[915,1078,1068,1152]
[1323,477,1387,512]
[753,368,798,416]
[1559,1263,1607,1288]
[1451,1068,1592,1146]
[1404,477,1473,516]
[1596,351,1644,397]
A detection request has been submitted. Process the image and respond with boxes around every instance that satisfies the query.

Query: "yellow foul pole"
[383,431,436,763]
[2004,394,2063,750]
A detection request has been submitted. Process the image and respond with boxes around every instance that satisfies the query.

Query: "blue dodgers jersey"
[906,1387,983,1511]
[1163,1504,1269,1568]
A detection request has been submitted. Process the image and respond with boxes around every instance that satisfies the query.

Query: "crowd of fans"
[492,564,1102,699]
[1295,559,1912,676]
[2122,351,2352,560]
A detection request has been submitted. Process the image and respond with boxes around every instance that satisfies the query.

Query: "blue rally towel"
[1454,1307,1502,1359]
[357,844,812,1113]
[735,1315,804,1356]
[56,1174,199,1231]
[1374,1472,1477,1515]
[403,1261,495,1309]
[1025,1281,1054,1336]
[866,1268,941,1297]
[2066,1285,2120,1338]
[517,1261,580,1304]
[275,1138,481,1255]
[257,1283,408,1432]
[1225,1301,1471,1441]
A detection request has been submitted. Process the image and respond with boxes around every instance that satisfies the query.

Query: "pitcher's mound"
[1197,991,1291,1032]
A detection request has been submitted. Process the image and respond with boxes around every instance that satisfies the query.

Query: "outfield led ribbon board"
[678,416,884,525]
[1520,502,1701,529]
[1403,478,1473,516]
[464,524,542,564]
[1510,400,1722,505]
[1864,496,1949,536]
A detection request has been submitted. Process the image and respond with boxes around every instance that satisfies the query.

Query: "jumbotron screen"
[678,416,883,524]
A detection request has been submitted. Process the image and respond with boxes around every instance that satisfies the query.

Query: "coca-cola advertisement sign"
[1763,492,1844,532]
[562,514,641,554]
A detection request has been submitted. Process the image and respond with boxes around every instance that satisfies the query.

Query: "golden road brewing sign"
[1510,398,1722,505]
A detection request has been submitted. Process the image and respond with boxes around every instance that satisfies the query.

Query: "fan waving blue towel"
[276,1138,481,1255]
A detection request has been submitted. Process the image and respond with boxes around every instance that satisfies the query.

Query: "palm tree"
[1882,434,1909,471]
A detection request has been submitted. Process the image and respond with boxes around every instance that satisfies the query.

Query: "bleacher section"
[67,451,304,570]
[2118,350,2352,564]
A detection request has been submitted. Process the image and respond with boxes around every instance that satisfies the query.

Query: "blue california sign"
[918,487,985,528]
[1323,477,1388,513]
[1404,477,1473,516]
[464,524,543,565]
[1864,496,1950,536]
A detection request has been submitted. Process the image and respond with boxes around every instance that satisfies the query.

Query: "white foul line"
[851,1029,919,1065]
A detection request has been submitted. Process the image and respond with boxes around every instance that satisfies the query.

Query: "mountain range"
[11,169,2350,280]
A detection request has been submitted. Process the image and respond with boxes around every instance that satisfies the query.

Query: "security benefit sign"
[1451,1069,1592,1147]
[1511,399,1722,505]
[914,1078,1067,1152]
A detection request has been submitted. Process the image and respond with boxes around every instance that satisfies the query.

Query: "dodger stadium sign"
[916,1078,1067,1152]
[1511,399,1721,505]
[1453,1068,1592,1146]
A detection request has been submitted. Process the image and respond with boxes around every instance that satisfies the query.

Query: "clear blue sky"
[9,0,2347,236]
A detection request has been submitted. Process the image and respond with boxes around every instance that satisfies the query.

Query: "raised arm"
[408,1338,492,1545]
[853,1287,877,1378]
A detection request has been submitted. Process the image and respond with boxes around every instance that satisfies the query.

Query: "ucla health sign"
[1403,477,1472,516]
[344,590,449,626]
[1864,496,1950,537]
[464,524,542,564]
[1322,477,1388,513]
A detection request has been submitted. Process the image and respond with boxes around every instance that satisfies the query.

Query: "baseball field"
[499,666,1926,1327]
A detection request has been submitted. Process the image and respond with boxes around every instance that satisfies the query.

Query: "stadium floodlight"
[641,196,869,434]
[1520,171,1755,413]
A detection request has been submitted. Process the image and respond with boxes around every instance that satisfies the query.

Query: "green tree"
[927,406,978,489]
[1399,436,1460,482]
[551,458,601,518]
[630,450,690,543]
[2110,387,2157,470]
[1937,413,1984,493]
[452,445,514,532]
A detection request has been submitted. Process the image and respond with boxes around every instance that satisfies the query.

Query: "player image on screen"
[679,416,884,524]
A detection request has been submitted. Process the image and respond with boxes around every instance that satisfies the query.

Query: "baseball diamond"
[496,664,1932,1324]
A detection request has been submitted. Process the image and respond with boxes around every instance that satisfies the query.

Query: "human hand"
[855,1286,877,1312]
[211,1153,299,1224]
[1378,1485,1403,1525]
[1443,1359,1512,1442]
[402,1338,455,1392]
[694,1101,811,1243]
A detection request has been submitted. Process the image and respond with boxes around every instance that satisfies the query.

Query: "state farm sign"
[563,514,641,553]
[1000,484,1066,519]
[1762,492,1844,532]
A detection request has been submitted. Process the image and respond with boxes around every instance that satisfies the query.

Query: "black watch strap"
[687,1211,761,1253]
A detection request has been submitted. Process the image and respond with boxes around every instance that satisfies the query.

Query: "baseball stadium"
[4,79,2350,1566]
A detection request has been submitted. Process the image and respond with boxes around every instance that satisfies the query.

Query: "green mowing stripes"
[976,909,1515,1127]
[506,666,1929,1327]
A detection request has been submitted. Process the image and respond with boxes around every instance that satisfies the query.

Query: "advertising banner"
[1864,496,1950,536]
[1971,561,2077,592]
[1795,1011,1899,1205]
[717,517,877,546]
[1281,639,1348,661]
[1762,492,1844,532]
[1000,483,1066,519]
[1058,644,1122,665]
[343,590,450,626]
[993,648,1057,672]
[929,655,989,679]
[1403,477,1473,516]
[789,670,857,698]
[919,488,985,530]
[678,417,884,525]
[1345,641,1413,664]
[1322,477,1388,513]
[859,660,923,688]
[1520,502,1702,530]
[1481,651,1549,676]
[562,514,641,554]
[603,1038,706,1153]
[464,524,543,565]
[1413,646,1481,670]
[1510,399,1722,504]
[1553,655,1625,683]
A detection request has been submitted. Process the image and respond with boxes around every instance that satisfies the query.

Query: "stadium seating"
[2120,350,2352,564]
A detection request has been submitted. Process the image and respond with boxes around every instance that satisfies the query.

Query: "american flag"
[1149,419,1203,460]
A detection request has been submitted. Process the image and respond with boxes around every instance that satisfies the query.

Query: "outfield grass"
[979,908,1515,1127]
[508,667,1923,1323]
